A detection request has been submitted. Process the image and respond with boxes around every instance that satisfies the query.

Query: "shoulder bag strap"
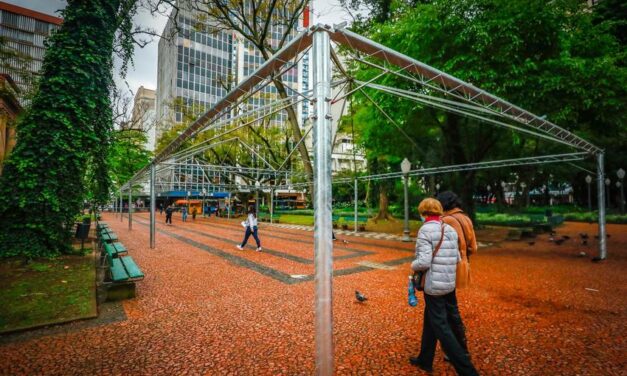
[448,213,472,262]
[433,224,446,257]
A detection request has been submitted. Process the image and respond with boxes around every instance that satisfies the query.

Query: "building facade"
[155,2,310,140]
[130,86,157,152]
[0,2,62,104]
[0,73,20,174]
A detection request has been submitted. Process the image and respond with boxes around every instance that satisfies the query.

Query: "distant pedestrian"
[236,205,262,251]
[409,198,478,376]
[192,207,197,221]
[165,205,173,225]
[159,203,163,215]
[182,207,188,222]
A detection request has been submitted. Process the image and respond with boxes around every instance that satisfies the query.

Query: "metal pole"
[596,153,607,260]
[150,164,156,249]
[255,190,259,216]
[228,192,231,219]
[402,174,411,241]
[128,186,133,230]
[313,29,333,376]
[270,189,274,223]
[354,178,358,233]
[587,182,591,212]
[620,181,625,214]
[119,191,123,222]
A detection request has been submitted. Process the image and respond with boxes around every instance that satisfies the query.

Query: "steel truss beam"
[333,152,588,184]
[329,27,600,153]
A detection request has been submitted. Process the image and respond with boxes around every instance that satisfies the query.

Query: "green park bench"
[258,212,281,223]
[332,214,369,230]
[102,242,144,301]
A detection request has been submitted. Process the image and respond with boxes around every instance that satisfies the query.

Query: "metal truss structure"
[117,24,608,375]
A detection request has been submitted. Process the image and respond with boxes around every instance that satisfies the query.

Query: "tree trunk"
[375,184,394,220]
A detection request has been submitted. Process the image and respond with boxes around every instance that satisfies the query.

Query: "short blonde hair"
[418,198,443,216]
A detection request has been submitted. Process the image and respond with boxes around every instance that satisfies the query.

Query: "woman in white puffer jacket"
[409,198,479,376]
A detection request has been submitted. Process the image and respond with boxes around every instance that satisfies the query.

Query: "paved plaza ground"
[1,213,626,375]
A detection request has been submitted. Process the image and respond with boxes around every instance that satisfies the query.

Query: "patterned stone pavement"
[1,214,625,375]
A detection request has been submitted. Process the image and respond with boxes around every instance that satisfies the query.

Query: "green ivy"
[0,0,133,258]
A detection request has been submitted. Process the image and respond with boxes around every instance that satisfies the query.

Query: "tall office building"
[130,86,157,152]
[156,2,311,140]
[0,2,62,104]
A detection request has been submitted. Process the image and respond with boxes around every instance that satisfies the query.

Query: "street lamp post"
[202,188,207,217]
[618,168,625,214]
[401,158,411,242]
[585,175,592,212]
[520,182,527,207]
[486,184,491,204]
[187,191,191,213]
[605,178,611,209]
[435,183,440,196]
[500,181,507,207]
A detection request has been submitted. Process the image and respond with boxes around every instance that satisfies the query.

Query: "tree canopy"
[346,0,627,216]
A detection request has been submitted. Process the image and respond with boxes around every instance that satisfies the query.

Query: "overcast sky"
[9,0,353,99]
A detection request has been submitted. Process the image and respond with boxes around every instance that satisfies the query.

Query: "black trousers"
[417,291,478,376]
[165,214,172,224]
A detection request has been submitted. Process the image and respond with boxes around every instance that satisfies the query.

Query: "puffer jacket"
[411,220,460,296]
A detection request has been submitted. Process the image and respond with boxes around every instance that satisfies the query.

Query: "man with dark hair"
[436,191,477,363]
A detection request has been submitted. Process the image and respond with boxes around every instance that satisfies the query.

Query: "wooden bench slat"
[120,256,144,279]
[112,242,127,254]
[110,258,130,281]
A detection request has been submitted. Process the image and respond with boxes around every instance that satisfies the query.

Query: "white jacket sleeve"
[411,228,433,272]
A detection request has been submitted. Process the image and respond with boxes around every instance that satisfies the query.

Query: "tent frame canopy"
[119,24,606,376]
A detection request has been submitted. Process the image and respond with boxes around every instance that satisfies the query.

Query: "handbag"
[412,225,445,291]
[447,214,472,289]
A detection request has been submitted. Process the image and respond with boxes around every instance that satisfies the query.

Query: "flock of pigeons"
[526,230,612,262]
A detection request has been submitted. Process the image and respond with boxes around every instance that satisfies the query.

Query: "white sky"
[8,0,354,98]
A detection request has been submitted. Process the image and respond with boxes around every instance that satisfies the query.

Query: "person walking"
[192,206,197,221]
[236,206,262,251]
[410,198,478,376]
[159,203,163,215]
[165,205,173,225]
[437,191,477,361]
[181,206,188,222]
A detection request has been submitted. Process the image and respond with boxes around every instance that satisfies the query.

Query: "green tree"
[109,129,152,188]
[349,0,626,218]
[0,0,138,258]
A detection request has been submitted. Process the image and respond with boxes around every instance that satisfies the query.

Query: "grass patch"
[279,214,315,226]
[0,254,97,333]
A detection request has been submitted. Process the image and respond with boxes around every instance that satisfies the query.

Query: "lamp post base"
[402,231,412,242]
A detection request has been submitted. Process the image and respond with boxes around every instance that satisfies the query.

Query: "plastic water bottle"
[408,275,418,307]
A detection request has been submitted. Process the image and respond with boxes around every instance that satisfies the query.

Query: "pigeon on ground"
[550,231,557,236]
[562,235,570,240]
[578,251,587,257]
[580,233,589,240]
[582,239,588,246]
[355,290,368,302]
[554,239,565,245]
[528,241,535,246]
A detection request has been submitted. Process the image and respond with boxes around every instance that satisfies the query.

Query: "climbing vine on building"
[0,0,138,258]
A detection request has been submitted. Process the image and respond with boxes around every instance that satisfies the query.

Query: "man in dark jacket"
[165,205,173,225]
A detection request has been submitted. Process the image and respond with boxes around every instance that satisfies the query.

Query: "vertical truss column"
[596,152,607,260]
[313,29,334,376]
[119,191,123,222]
[354,179,358,233]
[128,186,133,231]
[150,164,156,249]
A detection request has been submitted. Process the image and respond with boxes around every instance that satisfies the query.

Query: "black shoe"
[409,356,433,373]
